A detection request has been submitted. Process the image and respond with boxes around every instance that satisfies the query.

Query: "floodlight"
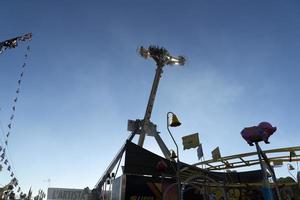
[138,45,186,67]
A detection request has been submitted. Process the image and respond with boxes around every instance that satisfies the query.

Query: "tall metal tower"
[94,46,185,192]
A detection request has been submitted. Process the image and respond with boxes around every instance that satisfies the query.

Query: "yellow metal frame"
[193,146,300,170]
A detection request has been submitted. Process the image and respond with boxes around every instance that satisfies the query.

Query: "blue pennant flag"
[197,143,203,160]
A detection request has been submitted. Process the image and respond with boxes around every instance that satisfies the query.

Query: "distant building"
[47,188,90,200]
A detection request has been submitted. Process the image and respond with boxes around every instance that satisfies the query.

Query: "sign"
[182,133,199,150]
[212,147,221,161]
[47,188,89,200]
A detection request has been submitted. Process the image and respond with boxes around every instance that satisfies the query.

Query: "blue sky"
[1,0,300,195]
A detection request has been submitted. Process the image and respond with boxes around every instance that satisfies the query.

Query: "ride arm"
[138,64,164,147]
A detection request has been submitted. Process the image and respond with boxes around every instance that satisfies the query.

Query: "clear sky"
[1,0,300,196]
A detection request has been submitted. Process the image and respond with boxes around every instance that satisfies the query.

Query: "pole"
[138,64,164,147]
[167,112,181,200]
[256,143,282,200]
[255,142,274,200]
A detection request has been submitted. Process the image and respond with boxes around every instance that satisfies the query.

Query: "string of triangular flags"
[0,40,31,194]
[0,33,32,54]
[3,45,30,147]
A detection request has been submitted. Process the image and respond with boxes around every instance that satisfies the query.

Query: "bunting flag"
[0,35,31,196]
[0,152,5,161]
[0,33,32,54]
[197,143,204,160]
[13,180,18,187]
[11,177,17,184]
[3,41,31,149]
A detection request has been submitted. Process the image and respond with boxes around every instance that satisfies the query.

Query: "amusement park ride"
[94,46,186,192]
[93,46,300,200]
